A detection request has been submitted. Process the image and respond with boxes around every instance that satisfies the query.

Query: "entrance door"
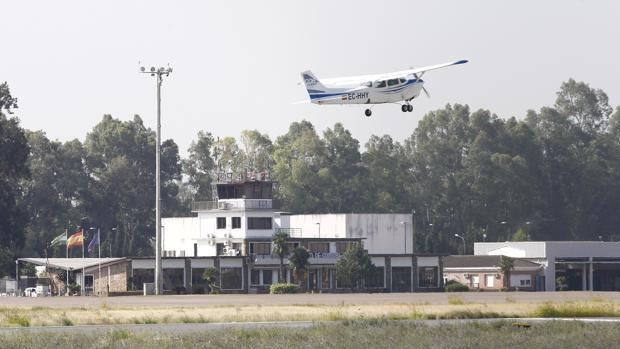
[308,270,318,290]
[485,274,494,288]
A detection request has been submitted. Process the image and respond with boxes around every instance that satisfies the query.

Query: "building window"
[335,242,353,253]
[232,217,241,229]
[309,242,330,253]
[247,217,272,230]
[217,217,226,229]
[321,268,332,289]
[263,270,273,285]
[418,266,438,288]
[216,243,225,256]
[391,267,411,292]
[249,242,271,255]
[365,266,385,288]
[220,268,243,290]
[520,279,531,286]
[250,270,260,285]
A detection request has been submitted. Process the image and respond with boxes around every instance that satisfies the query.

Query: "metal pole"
[155,72,162,296]
[140,66,172,296]
[15,260,18,297]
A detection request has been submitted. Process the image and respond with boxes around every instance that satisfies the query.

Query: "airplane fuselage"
[310,78,424,105]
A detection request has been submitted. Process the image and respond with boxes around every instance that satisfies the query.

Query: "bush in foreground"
[444,280,469,292]
[269,283,299,294]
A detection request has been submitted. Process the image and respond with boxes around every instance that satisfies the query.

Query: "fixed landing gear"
[401,104,413,112]
[365,109,372,117]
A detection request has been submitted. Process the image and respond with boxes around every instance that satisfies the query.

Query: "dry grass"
[1,300,619,327]
[2,321,620,349]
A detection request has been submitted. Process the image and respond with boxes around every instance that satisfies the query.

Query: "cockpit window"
[387,79,399,86]
[374,80,386,88]
[399,78,406,84]
[364,81,372,87]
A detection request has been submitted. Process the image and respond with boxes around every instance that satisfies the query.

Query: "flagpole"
[65,227,68,296]
[98,228,101,297]
[81,227,85,296]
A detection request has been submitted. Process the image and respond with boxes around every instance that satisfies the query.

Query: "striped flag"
[88,229,100,254]
[50,232,67,247]
[67,230,84,249]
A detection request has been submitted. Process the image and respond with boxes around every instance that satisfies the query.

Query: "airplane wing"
[377,59,469,80]
[319,59,468,86]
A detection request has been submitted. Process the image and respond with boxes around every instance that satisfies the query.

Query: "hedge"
[269,283,299,294]
[444,280,469,292]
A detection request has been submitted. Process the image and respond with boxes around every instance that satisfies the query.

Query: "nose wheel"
[401,104,413,112]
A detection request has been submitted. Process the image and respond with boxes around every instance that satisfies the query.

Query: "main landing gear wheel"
[401,105,408,112]
[407,104,413,112]
[365,109,372,117]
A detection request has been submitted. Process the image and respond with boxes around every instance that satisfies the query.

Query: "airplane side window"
[375,81,386,88]
[387,79,399,86]
[399,78,406,84]
[364,81,372,87]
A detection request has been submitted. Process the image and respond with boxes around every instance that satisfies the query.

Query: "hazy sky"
[2,1,619,156]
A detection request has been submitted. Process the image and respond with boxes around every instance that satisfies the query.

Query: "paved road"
[1,291,619,309]
[1,318,619,334]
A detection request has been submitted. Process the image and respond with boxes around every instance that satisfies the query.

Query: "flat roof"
[18,258,126,270]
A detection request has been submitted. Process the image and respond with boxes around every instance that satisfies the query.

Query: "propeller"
[413,73,430,98]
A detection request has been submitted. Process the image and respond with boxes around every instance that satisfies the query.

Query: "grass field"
[1,298,619,327]
[1,320,620,349]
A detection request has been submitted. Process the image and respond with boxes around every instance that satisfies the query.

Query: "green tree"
[240,130,273,172]
[202,267,219,294]
[21,131,88,257]
[0,82,29,276]
[498,256,514,289]
[335,243,374,290]
[272,120,327,213]
[272,230,289,282]
[84,114,182,257]
[288,246,310,291]
[182,131,215,203]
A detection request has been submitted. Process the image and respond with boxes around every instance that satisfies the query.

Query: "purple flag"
[88,229,100,254]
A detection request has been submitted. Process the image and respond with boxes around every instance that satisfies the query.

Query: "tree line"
[1,78,620,276]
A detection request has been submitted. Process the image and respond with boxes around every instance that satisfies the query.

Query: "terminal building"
[154,174,443,294]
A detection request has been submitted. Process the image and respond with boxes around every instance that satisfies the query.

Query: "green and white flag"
[50,232,67,247]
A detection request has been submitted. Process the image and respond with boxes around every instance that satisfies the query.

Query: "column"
[582,263,587,291]
[589,257,594,291]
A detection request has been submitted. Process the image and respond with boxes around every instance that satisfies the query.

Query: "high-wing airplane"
[300,59,468,117]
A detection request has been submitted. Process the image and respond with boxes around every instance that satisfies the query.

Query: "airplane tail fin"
[300,70,328,93]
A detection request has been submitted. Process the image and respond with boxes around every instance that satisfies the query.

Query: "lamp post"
[400,221,407,254]
[140,65,172,296]
[454,234,466,255]
[111,227,117,257]
[315,222,320,238]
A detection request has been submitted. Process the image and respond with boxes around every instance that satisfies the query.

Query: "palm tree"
[272,230,289,283]
[498,256,514,290]
[288,246,310,291]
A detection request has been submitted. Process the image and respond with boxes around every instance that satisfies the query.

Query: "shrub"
[269,283,299,294]
[192,285,205,294]
[444,280,469,292]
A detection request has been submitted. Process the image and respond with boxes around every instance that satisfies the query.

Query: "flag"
[67,231,84,249]
[50,232,67,247]
[88,229,100,254]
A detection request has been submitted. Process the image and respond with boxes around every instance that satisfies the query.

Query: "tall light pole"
[140,65,172,295]
[454,234,466,255]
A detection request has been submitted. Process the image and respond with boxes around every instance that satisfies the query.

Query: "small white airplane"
[300,59,468,117]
